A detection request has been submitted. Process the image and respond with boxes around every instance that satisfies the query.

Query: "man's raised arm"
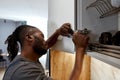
[45,23,72,49]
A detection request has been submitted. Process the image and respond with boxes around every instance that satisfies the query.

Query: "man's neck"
[21,51,40,62]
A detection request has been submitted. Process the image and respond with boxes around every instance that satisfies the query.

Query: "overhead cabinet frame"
[75,0,120,69]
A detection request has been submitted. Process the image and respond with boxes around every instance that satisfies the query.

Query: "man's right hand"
[69,31,89,80]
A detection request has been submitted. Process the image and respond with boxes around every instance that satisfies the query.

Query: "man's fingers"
[62,25,71,31]
[59,23,74,37]
[62,23,71,29]
[73,31,89,40]
[63,23,71,26]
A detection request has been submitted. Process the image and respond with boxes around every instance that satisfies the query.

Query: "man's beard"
[33,36,47,56]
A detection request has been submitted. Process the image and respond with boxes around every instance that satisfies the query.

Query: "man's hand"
[69,31,89,80]
[56,23,73,37]
[72,31,89,51]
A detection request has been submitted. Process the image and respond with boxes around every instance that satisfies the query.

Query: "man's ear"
[25,35,34,42]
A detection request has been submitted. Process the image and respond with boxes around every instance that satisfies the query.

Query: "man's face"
[32,31,47,56]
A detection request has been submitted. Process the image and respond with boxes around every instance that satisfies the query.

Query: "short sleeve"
[12,63,52,80]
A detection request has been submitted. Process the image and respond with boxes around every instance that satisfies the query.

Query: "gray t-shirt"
[3,55,52,80]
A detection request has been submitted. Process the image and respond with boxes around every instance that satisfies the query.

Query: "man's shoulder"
[9,55,42,69]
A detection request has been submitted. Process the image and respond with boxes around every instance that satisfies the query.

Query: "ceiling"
[0,0,48,21]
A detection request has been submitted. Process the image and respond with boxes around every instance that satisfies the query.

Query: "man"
[3,23,89,80]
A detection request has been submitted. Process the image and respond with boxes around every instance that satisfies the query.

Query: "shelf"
[88,43,120,58]
[87,43,120,69]
[86,0,120,18]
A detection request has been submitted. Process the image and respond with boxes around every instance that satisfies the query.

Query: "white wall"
[0,0,48,45]
[0,0,48,20]
[0,0,48,50]
[48,0,75,53]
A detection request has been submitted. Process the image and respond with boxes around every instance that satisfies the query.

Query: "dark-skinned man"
[3,23,89,80]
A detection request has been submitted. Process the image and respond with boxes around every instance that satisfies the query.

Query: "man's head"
[5,25,47,61]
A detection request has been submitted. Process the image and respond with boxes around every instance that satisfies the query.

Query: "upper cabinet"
[76,0,118,42]
[76,0,120,69]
